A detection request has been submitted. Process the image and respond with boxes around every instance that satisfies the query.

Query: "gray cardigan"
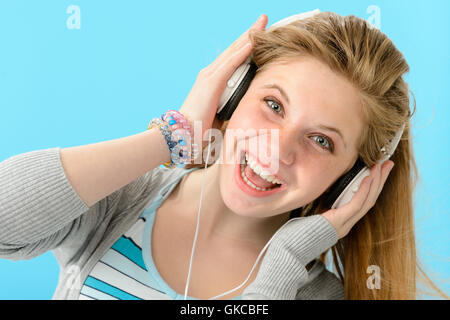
[0,147,344,300]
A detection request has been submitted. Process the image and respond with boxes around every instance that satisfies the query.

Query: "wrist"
[148,110,194,169]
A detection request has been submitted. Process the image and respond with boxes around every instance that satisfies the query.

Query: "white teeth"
[245,153,283,185]
[240,164,273,191]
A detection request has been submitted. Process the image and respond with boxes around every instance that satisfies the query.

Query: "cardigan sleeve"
[241,215,341,300]
[294,260,344,300]
[0,147,160,261]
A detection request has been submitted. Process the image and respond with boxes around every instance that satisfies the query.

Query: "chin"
[220,190,280,219]
[219,190,260,217]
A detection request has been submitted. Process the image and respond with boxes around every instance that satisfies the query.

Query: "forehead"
[255,57,361,109]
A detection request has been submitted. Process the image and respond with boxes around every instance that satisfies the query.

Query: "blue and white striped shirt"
[78,169,242,300]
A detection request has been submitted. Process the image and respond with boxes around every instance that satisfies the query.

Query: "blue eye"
[311,135,334,152]
[264,97,335,153]
[264,98,283,115]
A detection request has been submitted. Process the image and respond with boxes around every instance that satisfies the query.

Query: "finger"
[211,23,262,71]
[354,161,393,223]
[376,161,394,196]
[209,15,267,71]
[210,41,254,81]
[252,14,268,29]
[345,163,383,228]
[234,14,268,48]
[338,170,374,226]
[364,162,382,209]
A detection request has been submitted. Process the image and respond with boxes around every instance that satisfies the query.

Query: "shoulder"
[53,166,195,267]
[152,166,198,196]
[107,166,195,212]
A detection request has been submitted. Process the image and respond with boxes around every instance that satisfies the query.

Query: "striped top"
[78,182,242,300]
[0,147,343,300]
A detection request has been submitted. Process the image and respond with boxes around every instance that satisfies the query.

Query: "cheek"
[294,160,340,198]
[218,162,241,206]
[227,98,267,131]
[222,103,268,159]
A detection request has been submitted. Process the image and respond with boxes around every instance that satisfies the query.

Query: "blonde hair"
[185,12,448,300]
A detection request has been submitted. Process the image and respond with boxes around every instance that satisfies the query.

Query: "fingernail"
[258,14,265,22]
[390,162,395,171]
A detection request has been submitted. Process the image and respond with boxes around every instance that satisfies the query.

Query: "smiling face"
[218,55,365,218]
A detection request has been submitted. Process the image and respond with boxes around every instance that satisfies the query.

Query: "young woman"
[0,12,446,300]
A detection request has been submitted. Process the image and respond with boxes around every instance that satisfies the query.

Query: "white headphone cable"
[207,216,303,300]
[183,129,213,300]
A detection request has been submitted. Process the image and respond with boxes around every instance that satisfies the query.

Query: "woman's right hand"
[179,14,268,140]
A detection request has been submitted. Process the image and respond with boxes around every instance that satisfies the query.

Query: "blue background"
[0,0,448,299]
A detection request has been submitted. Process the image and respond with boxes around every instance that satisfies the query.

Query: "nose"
[277,124,297,166]
[252,124,297,168]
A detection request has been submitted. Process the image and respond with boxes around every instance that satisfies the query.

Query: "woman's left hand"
[321,160,395,239]
[241,160,395,300]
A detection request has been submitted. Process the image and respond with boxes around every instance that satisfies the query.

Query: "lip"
[234,150,288,198]
[245,148,287,185]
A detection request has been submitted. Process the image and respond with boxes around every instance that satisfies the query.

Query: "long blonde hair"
[185,12,448,300]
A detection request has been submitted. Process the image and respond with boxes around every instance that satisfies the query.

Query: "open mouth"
[234,150,286,197]
[240,156,281,190]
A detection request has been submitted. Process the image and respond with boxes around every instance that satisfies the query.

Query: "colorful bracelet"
[148,110,193,169]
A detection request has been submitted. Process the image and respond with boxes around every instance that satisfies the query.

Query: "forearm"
[61,128,170,208]
[242,215,339,300]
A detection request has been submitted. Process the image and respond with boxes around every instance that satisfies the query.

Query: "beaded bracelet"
[148,110,193,169]
[162,110,194,167]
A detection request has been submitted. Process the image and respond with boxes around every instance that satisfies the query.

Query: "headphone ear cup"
[217,61,258,121]
[323,157,368,209]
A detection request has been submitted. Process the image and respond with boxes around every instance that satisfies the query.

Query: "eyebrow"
[262,84,290,105]
[315,124,347,150]
[261,83,347,150]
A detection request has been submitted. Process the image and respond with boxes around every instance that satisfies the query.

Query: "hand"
[321,160,395,239]
[179,14,268,139]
